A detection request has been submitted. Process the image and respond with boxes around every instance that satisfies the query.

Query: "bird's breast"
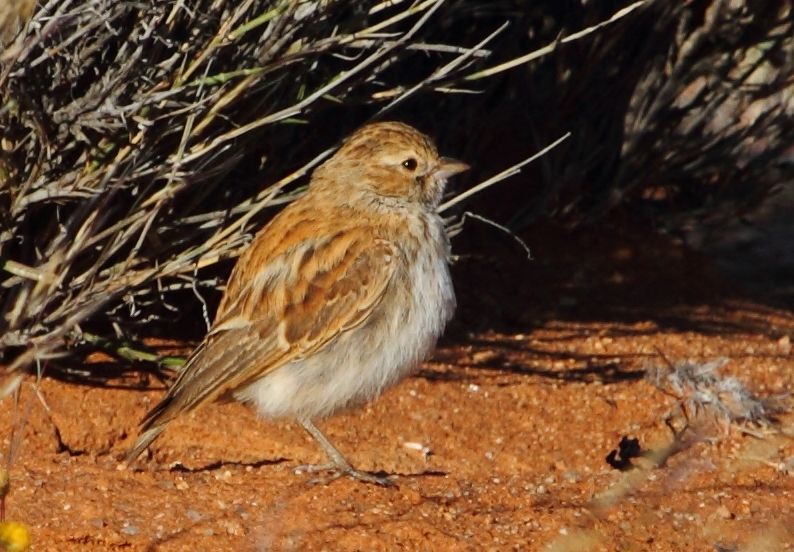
[236,212,455,420]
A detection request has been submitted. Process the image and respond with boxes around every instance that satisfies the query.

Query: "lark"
[126,122,468,484]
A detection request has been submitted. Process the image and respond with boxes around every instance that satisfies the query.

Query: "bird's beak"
[432,157,470,180]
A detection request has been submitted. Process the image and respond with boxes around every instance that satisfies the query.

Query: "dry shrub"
[0,1,498,380]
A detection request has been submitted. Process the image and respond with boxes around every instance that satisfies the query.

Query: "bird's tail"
[124,329,264,465]
[124,425,166,465]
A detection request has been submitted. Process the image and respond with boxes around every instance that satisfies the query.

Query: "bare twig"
[438,132,571,212]
[465,0,651,81]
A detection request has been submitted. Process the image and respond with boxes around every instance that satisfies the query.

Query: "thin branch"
[438,132,572,212]
[465,0,650,81]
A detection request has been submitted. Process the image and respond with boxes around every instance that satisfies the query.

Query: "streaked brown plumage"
[126,121,468,484]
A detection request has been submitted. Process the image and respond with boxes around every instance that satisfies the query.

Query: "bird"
[125,121,468,485]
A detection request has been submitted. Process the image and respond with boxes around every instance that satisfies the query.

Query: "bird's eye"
[401,158,418,171]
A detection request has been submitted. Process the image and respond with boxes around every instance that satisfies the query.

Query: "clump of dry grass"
[0,1,504,384]
[647,356,782,433]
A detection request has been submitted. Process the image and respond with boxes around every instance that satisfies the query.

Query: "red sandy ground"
[1,222,793,551]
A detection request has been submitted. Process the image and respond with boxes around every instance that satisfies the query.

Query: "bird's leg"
[296,418,393,486]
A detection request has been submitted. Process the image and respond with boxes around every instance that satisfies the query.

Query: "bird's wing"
[137,229,397,433]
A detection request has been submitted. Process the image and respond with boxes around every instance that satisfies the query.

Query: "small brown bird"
[126,121,468,484]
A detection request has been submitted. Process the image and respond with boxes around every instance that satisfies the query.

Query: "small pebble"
[403,441,432,460]
[778,335,792,354]
[214,470,232,482]
[716,505,734,519]
[234,505,249,519]
[563,470,581,483]
[223,521,243,536]
[157,480,175,491]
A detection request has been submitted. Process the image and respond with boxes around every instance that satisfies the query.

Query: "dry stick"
[464,0,650,81]
[56,196,139,299]
[3,283,31,336]
[191,267,212,333]
[96,149,333,296]
[177,147,334,227]
[315,0,441,50]
[190,73,260,138]
[428,86,481,95]
[186,3,302,136]
[49,142,134,261]
[440,133,572,262]
[228,1,292,41]
[5,380,35,468]
[125,144,193,269]
[449,211,532,260]
[5,12,231,374]
[190,14,302,138]
[72,204,153,267]
[174,146,335,265]
[27,4,118,68]
[438,132,572,213]
[0,374,23,401]
[169,0,444,168]
[12,179,94,213]
[0,0,71,83]
[396,42,492,57]
[175,0,260,86]
[164,0,188,26]
[128,110,201,269]
[0,259,46,283]
[375,21,509,115]
[10,251,158,376]
[127,111,194,264]
[369,0,412,16]
[24,264,160,360]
